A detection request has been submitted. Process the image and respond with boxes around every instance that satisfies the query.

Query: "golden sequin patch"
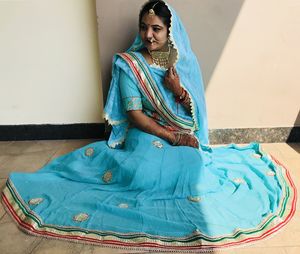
[193,229,200,234]
[85,147,94,157]
[233,228,241,234]
[73,213,89,222]
[152,140,163,148]
[102,170,113,183]
[28,198,43,205]
[118,203,129,209]
[187,196,201,202]
[233,178,246,184]
[266,171,276,176]
[252,153,262,159]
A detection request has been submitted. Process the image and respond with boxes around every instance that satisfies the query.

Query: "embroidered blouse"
[119,69,167,126]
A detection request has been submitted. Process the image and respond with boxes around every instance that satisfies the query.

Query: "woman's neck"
[140,48,154,65]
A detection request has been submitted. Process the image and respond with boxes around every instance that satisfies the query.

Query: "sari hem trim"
[2,147,296,252]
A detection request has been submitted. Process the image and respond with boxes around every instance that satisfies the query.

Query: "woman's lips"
[146,40,155,44]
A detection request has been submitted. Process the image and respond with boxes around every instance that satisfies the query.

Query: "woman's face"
[140,13,168,52]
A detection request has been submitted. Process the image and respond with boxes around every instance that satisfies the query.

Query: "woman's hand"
[172,132,199,148]
[164,66,182,96]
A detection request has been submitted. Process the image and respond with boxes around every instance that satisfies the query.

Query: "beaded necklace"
[148,46,170,68]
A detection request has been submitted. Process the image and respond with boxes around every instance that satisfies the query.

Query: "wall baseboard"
[0,124,105,141]
[209,127,300,144]
[0,125,299,144]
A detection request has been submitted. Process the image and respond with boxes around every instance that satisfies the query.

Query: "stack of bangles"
[175,87,189,104]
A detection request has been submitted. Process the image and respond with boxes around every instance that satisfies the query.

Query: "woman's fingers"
[186,135,199,148]
[193,138,199,148]
[172,66,177,76]
[169,67,175,78]
[166,66,178,81]
[171,66,175,76]
[176,133,198,148]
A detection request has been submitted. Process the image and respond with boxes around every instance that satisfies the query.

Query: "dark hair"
[139,0,171,29]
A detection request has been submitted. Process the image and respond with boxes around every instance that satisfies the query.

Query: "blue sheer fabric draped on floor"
[1,1,296,252]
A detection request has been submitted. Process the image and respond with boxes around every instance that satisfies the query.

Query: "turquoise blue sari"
[1,2,296,252]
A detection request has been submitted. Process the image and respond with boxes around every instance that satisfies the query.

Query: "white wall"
[97,0,300,129]
[1,0,299,129]
[205,0,300,128]
[0,0,103,124]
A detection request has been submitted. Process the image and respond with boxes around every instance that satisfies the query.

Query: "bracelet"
[178,87,185,99]
[182,92,190,105]
[172,132,182,146]
[175,88,187,103]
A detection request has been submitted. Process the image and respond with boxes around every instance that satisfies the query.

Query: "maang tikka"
[148,1,159,16]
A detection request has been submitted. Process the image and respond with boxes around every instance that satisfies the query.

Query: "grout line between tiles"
[43,140,67,166]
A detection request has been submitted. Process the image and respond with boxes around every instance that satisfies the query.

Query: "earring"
[168,37,172,48]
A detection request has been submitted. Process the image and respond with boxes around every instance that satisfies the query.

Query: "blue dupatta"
[1,2,296,251]
[104,2,209,147]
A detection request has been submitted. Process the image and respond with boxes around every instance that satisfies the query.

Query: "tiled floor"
[0,140,299,254]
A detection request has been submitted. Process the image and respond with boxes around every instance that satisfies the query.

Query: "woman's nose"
[145,28,153,39]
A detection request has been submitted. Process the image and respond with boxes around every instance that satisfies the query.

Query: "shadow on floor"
[287,143,300,154]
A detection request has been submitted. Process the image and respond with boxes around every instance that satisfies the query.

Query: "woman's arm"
[127,110,175,142]
[127,110,198,148]
[119,68,198,148]
[164,66,192,112]
[175,87,192,111]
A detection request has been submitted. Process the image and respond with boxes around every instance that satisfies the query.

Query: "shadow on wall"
[293,110,300,127]
[287,110,300,143]
[96,0,245,101]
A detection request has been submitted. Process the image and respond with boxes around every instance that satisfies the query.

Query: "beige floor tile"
[0,142,298,253]
[0,179,7,220]
[0,204,6,222]
[80,245,238,254]
[23,140,65,153]
[234,246,286,254]
[211,248,237,254]
[31,238,84,254]
[257,218,300,247]
[81,244,238,254]
[50,139,96,159]
[273,143,300,160]
[0,212,13,224]
[80,244,128,254]
[0,178,7,189]
[0,150,57,178]
[0,140,66,178]
[260,143,286,162]
[287,143,300,154]
[0,211,7,223]
[285,246,300,254]
[0,155,10,166]
[0,141,13,154]
[0,221,41,254]
[0,140,42,155]
[281,158,300,211]
[282,158,300,178]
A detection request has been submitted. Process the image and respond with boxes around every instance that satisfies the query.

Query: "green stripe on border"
[4,173,293,244]
[127,52,195,129]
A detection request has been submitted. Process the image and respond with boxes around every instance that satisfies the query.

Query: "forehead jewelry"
[148,1,159,16]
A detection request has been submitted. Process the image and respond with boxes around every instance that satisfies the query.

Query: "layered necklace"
[148,46,171,68]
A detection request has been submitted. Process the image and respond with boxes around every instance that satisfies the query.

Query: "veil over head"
[104,0,209,147]
[2,2,296,248]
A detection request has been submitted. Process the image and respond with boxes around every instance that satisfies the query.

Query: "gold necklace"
[148,47,170,68]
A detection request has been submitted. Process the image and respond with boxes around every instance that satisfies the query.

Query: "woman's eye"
[140,25,146,31]
[153,28,161,32]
